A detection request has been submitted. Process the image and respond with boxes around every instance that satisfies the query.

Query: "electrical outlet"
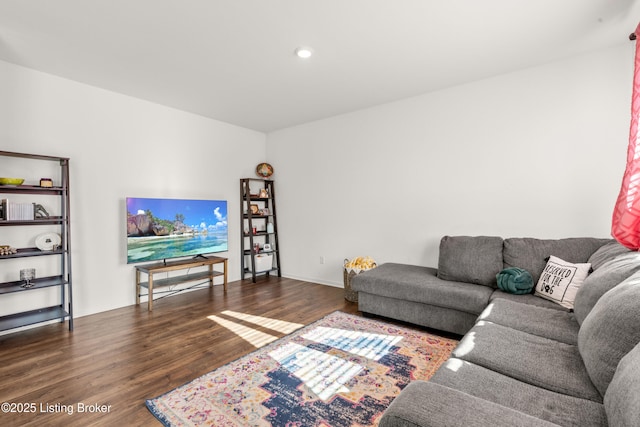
[320,256,325,265]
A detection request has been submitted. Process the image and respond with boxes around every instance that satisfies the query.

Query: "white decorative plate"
[35,232,61,251]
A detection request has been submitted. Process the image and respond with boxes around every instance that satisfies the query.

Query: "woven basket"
[343,268,359,302]
[343,258,377,302]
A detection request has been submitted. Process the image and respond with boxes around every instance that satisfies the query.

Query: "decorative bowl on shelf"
[0,177,24,186]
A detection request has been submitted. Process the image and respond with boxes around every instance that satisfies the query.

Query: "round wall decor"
[256,163,274,178]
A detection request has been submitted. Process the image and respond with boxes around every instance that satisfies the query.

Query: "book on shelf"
[1,199,35,221]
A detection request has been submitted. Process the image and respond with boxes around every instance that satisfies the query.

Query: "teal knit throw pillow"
[496,267,534,295]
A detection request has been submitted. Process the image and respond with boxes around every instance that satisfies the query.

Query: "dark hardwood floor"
[0,277,360,427]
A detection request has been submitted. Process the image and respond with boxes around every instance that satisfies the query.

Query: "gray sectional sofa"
[351,236,640,426]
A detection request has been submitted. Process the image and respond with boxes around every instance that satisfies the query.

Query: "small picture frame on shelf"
[263,243,272,251]
[259,188,269,198]
[262,208,269,215]
[250,204,259,214]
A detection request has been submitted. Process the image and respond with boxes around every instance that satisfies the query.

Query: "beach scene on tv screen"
[126,197,228,263]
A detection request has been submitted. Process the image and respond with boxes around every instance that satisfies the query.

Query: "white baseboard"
[281,274,343,288]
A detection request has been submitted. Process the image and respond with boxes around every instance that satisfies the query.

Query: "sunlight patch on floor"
[208,312,405,401]
[269,342,363,401]
[269,326,403,400]
[207,314,279,348]
[221,310,304,334]
[207,312,305,348]
[302,326,403,361]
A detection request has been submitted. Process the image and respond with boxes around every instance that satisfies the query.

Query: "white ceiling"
[0,0,638,133]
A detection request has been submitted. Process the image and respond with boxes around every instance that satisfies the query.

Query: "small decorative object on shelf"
[259,188,269,198]
[0,177,24,186]
[35,232,61,251]
[343,256,377,302]
[255,162,274,179]
[34,203,50,218]
[39,178,53,188]
[0,245,17,255]
[20,268,36,288]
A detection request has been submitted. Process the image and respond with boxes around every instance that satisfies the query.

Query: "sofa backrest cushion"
[604,341,640,426]
[437,236,503,287]
[587,240,629,270]
[578,272,640,396]
[503,238,607,284]
[573,251,640,325]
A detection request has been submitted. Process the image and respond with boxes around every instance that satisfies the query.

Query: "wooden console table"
[135,256,227,311]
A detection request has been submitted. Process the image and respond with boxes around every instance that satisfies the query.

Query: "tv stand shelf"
[135,256,227,311]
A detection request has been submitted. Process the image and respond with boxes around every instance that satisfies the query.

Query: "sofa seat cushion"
[351,263,493,315]
[604,341,640,426]
[573,251,640,325]
[503,237,608,284]
[357,293,478,336]
[579,271,640,397]
[431,358,607,426]
[379,381,559,427]
[490,289,570,311]
[453,321,601,402]
[478,299,579,345]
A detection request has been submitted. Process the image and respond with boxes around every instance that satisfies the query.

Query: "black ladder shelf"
[0,150,73,332]
[240,178,281,282]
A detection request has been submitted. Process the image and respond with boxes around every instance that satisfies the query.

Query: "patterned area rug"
[146,311,458,426]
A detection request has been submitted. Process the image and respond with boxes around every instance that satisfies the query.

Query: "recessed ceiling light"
[295,47,313,59]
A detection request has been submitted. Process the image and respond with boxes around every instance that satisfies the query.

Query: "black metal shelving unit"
[240,178,281,282]
[0,151,73,332]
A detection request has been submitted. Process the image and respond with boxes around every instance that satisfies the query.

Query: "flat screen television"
[126,197,228,264]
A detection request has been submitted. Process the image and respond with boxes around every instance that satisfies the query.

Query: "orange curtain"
[612,23,640,250]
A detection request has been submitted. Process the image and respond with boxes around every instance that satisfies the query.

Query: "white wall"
[267,44,633,287]
[0,42,633,321]
[0,60,266,320]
